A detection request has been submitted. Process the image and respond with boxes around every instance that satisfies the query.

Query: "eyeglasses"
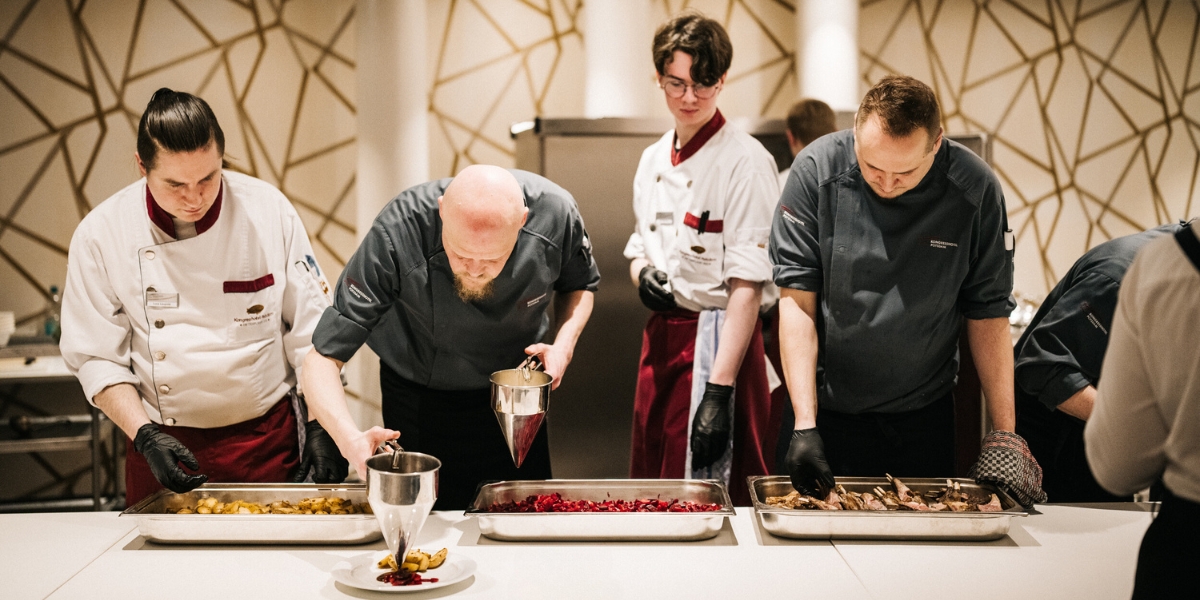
[659,77,719,100]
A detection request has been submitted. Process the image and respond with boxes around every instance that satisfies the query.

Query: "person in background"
[772,97,839,474]
[1015,223,1185,502]
[624,12,781,506]
[779,98,838,189]
[302,165,599,510]
[1085,221,1200,599]
[60,88,346,505]
[771,75,1046,507]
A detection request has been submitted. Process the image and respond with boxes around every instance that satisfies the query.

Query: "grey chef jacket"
[770,129,1015,414]
[1014,223,1184,413]
[312,170,600,390]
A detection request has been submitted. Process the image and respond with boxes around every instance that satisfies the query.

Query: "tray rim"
[463,478,736,517]
[747,475,1028,518]
[120,482,375,517]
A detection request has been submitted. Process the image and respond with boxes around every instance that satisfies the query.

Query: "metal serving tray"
[466,479,734,541]
[121,483,381,545]
[749,476,1027,541]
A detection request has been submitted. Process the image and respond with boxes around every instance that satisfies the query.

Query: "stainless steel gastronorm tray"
[121,483,381,545]
[465,479,735,541]
[749,476,1027,541]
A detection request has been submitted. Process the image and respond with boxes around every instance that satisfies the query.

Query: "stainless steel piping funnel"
[366,451,440,566]
[491,358,551,468]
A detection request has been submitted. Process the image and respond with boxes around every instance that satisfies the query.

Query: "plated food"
[375,548,449,587]
[765,475,1002,513]
[170,496,370,515]
[485,492,723,513]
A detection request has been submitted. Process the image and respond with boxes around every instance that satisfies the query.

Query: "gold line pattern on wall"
[860,0,1200,295]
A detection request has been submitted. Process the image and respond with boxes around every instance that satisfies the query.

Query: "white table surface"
[2,505,1154,600]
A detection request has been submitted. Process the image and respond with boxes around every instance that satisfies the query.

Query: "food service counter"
[3,503,1152,599]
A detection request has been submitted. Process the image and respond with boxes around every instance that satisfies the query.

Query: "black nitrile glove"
[969,430,1047,507]
[637,265,677,312]
[690,382,733,469]
[133,423,208,494]
[292,419,349,483]
[785,428,835,496]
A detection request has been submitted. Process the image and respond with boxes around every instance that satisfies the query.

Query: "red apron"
[124,397,300,506]
[629,309,776,506]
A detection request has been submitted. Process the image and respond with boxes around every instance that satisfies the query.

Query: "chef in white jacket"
[624,13,781,506]
[60,88,352,504]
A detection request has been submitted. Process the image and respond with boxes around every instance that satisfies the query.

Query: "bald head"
[439,165,529,300]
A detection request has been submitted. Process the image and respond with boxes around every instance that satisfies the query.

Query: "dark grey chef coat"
[312,170,600,390]
[1014,222,1184,412]
[770,129,1015,414]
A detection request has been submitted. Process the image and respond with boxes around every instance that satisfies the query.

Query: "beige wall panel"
[82,112,139,208]
[176,0,257,40]
[1,229,67,317]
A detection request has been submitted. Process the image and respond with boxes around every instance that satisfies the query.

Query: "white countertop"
[2,504,1153,600]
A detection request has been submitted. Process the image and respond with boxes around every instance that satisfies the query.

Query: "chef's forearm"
[779,289,819,429]
[300,349,357,443]
[967,317,1017,432]
[628,258,650,287]
[1057,385,1096,421]
[93,383,152,439]
[707,279,762,386]
[551,290,594,359]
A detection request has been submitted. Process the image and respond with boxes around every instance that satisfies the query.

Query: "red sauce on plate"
[377,570,439,586]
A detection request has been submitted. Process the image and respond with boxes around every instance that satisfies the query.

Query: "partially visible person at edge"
[301,165,600,510]
[60,88,345,505]
[1086,220,1200,599]
[1015,222,1186,502]
[624,12,781,506]
[771,97,839,474]
[770,75,1046,507]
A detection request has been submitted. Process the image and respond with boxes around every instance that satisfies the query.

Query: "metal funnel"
[366,451,440,566]
[490,365,551,468]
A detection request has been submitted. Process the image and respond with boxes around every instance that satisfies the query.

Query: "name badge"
[146,292,180,309]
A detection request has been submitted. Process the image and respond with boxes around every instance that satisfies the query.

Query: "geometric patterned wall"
[861,0,1200,296]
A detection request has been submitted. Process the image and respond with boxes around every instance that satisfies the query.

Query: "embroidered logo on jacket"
[927,238,958,249]
[247,304,264,314]
[345,277,374,304]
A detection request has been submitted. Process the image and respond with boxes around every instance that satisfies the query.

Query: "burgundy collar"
[671,109,726,166]
[146,182,223,239]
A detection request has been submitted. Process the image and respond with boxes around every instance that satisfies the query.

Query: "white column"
[796,0,859,111]
[584,0,652,118]
[350,0,429,432]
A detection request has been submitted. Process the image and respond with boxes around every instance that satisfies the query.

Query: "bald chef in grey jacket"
[301,165,601,509]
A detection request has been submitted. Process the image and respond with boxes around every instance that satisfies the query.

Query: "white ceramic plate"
[331,551,476,593]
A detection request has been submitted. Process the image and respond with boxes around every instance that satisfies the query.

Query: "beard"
[454,274,496,303]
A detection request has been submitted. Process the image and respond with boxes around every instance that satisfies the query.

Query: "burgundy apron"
[124,396,300,506]
[629,309,775,506]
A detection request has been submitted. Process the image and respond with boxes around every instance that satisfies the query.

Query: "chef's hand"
[637,265,677,312]
[133,423,208,494]
[524,343,570,390]
[343,426,401,482]
[786,428,835,496]
[293,419,349,483]
[969,430,1047,507]
[690,382,733,469]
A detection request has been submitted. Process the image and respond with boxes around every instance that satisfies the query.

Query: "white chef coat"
[60,171,331,429]
[624,122,779,312]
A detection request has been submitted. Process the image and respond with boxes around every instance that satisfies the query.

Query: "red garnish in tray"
[377,570,439,586]
[485,493,723,513]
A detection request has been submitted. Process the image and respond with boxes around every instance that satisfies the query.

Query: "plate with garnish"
[331,549,476,593]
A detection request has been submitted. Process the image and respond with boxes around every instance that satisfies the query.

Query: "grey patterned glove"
[969,430,1047,507]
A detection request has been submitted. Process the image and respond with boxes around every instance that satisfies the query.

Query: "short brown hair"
[786,99,837,146]
[855,75,941,147]
[652,12,732,87]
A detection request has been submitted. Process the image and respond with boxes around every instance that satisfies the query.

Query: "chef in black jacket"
[1014,222,1186,502]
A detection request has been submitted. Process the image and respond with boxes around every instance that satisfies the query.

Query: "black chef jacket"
[771,130,1015,414]
[312,170,600,390]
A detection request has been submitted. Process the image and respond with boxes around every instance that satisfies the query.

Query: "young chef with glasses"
[624,12,782,506]
[60,89,346,505]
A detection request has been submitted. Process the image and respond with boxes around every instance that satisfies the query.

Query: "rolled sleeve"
[958,179,1015,319]
[720,166,776,284]
[59,233,140,403]
[770,157,823,291]
[311,306,372,363]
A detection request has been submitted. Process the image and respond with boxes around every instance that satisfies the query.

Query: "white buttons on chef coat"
[159,384,170,394]
[164,418,176,426]
[154,351,166,361]
[154,319,165,329]
[649,224,657,232]
[144,250,156,260]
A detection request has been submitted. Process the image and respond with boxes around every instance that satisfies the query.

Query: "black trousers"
[816,392,956,478]
[1017,396,1129,502]
[1132,487,1199,599]
[380,364,552,511]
